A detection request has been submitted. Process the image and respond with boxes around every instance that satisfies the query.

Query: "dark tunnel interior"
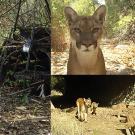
[65,76,135,104]
[61,76,135,106]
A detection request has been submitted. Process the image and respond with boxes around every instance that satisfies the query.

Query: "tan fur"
[76,98,91,122]
[65,5,106,75]
[91,102,99,115]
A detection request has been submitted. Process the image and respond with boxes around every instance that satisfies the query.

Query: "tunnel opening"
[51,76,135,108]
[64,76,135,106]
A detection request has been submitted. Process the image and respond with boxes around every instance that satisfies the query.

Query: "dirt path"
[51,40,135,75]
[52,107,130,135]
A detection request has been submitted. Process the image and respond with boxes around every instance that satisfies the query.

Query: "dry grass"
[52,110,94,135]
[51,108,124,135]
[51,90,83,135]
[51,90,63,96]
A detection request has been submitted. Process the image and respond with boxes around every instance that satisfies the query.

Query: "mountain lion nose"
[82,43,92,48]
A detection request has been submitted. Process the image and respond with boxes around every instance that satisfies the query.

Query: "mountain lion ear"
[93,5,106,24]
[83,98,86,102]
[64,7,78,24]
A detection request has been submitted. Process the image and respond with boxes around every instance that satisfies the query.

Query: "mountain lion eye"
[93,28,99,33]
[74,28,81,33]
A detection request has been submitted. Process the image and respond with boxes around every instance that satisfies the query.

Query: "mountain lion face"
[85,98,92,107]
[64,5,106,52]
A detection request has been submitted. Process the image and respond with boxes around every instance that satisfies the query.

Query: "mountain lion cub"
[76,98,92,122]
[91,102,99,115]
[64,5,106,75]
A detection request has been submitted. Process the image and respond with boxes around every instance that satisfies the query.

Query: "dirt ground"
[51,104,135,135]
[51,39,135,75]
[0,87,51,135]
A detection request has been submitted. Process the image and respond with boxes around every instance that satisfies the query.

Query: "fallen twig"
[7,86,34,96]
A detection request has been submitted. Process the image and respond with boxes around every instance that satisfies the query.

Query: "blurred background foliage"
[51,76,65,94]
